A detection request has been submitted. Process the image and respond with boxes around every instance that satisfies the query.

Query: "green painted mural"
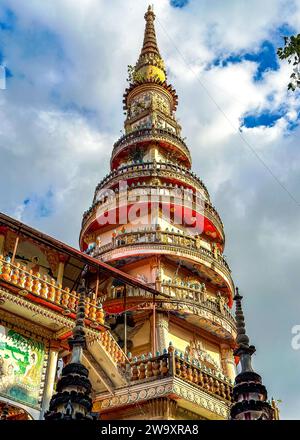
[0,325,45,408]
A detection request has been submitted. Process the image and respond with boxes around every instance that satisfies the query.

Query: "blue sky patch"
[274,23,296,43]
[242,109,285,128]
[170,0,189,8]
[241,108,286,128]
[210,40,279,81]
[37,189,54,218]
[21,190,54,219]
[0,8,16,31]
[19,28,64,60]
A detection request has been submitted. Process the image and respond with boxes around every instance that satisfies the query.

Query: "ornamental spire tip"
[131,4,166,83]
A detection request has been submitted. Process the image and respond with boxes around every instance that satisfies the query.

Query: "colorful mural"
[0,325,45,408]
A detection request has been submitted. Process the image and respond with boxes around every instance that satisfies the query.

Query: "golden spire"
[133,5,166,83]
[140,5,160,57]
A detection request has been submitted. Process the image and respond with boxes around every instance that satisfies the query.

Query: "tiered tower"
[80,6,237,419]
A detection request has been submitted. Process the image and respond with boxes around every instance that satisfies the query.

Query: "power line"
[156,17,300,208]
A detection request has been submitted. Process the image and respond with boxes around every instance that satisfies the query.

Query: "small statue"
[217,291,225,313]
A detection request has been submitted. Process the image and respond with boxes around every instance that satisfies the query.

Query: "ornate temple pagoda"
[0,6,277,421]
[80,6,237,420]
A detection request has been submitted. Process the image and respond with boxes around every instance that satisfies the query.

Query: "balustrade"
[96,277,235,326]
[89,161,210,208]
[94,229,230,272]
[82,182,223,239]
[111,128,191,164]
[98,330,127,364]
[128,352,171,381]
[160,281,234,322]
[124,345,232,402]
[0,255,105,327]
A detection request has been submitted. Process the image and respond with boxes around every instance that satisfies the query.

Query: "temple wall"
[131,321,151,347]
[169,322,221,368]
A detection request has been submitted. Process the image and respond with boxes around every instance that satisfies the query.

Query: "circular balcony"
[94,230,234,300]
[93,161,210,202]
[98,282,236,340]
[111,128,192,168]
[81,185,224,243]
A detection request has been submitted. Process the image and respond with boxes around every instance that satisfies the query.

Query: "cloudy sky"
[0,0,300,419]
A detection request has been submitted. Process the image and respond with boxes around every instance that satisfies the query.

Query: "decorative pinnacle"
[234,287,250,347]
[44,267,93,420]
[68,270,88,361]
[233,287,256,370]
[131,5,166,84]
[141,5,160,57]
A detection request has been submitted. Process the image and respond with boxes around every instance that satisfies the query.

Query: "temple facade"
[80,6,237,420]
[0,6,277,422]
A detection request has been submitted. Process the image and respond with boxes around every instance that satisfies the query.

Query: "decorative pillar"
[150,256,161,290]
[40,341,60,418]
[57,255,67,286]
[155,312,169,353]
[220,344,236,383]
[11,235,19,264]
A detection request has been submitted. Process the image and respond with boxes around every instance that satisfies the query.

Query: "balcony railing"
[160,281,235,324]
[95,229,231,273]
[124,346,232,403]
[82,184,223,238]
[91,161,210,205]
[97,330,128,364]
[111,128,192,165]
[0,255,105,328]
[97,281,235,328]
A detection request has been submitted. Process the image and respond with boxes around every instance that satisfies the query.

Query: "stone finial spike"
[69,270,88,363]
[44,268,93,420]
[140,5,160,57]
[233,287,255,371]
[234,287,250,348]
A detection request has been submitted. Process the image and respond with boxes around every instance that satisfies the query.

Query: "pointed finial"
[44,268,94,420]
[142,5,159,57]
[233,287,255,371]
[234,287,251,349]
[68,275,87,362]
[230,286,274,420]
[132,5,166,83]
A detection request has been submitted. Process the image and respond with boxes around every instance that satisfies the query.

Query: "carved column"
[220,344,236,382]
[155,312,169,353]
[40,341,60,418]
[150,256,161,290]
[57,255,67,286]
